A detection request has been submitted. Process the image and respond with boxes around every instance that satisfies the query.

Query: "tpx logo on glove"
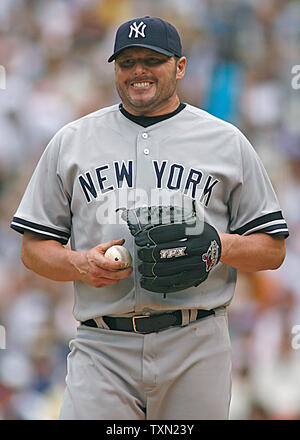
[160,246,187,259]
[202,240,219,272]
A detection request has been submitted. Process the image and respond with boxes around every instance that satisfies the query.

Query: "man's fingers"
[98,238,125,254]
[84,239,132,277]
[88,277,122,288]
[93,239,132,270]
[96,239,127,269]
[86,266,132,287]
[92,266,133,280]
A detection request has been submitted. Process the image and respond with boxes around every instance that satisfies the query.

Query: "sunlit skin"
[114,47,187,116]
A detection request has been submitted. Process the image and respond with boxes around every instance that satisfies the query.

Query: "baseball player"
[11,16,289,420]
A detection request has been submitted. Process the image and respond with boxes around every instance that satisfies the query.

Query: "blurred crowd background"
[0,0,300,420]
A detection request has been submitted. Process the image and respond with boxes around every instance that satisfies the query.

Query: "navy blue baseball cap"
[108,16,182,62]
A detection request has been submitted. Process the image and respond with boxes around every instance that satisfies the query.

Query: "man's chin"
[129,97,156,109]
[126,96,160,114]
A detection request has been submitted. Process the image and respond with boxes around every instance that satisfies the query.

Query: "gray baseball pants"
[59,309,232,420]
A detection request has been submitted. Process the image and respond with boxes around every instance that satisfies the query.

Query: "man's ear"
[176,57,187,80]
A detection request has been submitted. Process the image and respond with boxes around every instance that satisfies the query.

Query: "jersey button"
[143,148,150,155]
[142,132,148,139]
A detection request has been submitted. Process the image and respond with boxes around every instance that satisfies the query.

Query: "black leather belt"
[81,309,215,334]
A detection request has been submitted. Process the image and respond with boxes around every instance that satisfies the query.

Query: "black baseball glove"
[119,205,221,294]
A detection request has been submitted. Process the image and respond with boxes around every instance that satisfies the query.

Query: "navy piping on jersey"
[231,211,289,238]
[10,217,70,245]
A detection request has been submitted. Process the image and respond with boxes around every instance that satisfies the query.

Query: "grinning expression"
[114,47,186,116]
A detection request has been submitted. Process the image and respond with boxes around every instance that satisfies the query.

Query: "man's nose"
[133,60,148,75]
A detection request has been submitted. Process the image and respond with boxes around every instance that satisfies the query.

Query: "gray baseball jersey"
[11,103,289,322]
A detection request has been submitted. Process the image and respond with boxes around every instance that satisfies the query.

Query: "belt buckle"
[132,315,150,333]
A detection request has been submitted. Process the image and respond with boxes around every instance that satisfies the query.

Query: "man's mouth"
[130,81,154,89]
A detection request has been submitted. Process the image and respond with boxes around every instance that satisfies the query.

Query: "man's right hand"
[74,238,133,288]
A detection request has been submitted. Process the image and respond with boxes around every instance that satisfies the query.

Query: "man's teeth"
[133,82,151,87]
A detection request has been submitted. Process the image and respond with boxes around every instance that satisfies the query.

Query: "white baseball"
[104,245,132,268]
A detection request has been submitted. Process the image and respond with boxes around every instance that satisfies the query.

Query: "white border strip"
[266,228,289,235]
[243,219,287,236]
[11,222,68,241]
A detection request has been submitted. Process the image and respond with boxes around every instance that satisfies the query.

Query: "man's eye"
[146,58,164,65]
[118,58,166,68]
[118,60,135,68]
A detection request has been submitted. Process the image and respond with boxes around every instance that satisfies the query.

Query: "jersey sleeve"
[228,130,289,238]
[10,131,71,244]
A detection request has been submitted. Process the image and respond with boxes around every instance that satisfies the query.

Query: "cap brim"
[108,44,175,62]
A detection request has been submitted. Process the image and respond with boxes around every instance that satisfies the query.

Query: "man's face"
[114,47,186,116]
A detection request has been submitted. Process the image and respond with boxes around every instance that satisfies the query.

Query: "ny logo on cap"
[128,21,147,38]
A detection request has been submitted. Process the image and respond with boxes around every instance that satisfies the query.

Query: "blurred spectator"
[0,0,299,419]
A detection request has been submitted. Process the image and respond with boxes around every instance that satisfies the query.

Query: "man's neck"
[119,102,186,127]
[122,95,180,117]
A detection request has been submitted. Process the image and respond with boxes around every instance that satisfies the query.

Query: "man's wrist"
[219,232,237,264]
[68,250,89,281]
